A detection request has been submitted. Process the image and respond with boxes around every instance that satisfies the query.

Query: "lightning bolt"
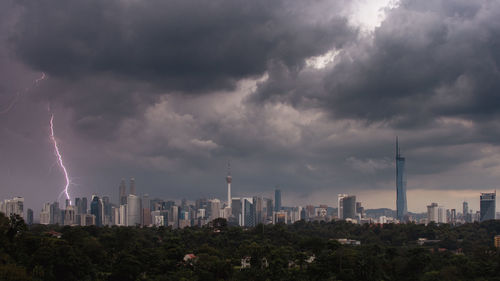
[0,72,46,114]
[49,114,71,205]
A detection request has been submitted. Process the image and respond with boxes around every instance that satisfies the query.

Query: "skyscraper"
[463,201,469,223]
[275,188,282,212]
[27,208,33,225]
[130,177,136,196]
[142,194,151,226]
[342,196,356,219]
[2,197,24,218]
[480,192,496,221]
[81,197,88,215]
[119,178,127,205]
[427,202,438,223]
[90,195,103,227]
[337,194,348,219]
[396,138,408,221]
[40,203,51,225]
[226,162,232,208]
[127,194,141,226]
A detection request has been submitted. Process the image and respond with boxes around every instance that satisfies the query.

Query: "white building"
[40,203,51,225]
[127,194,141,226]
[1,197,24,218]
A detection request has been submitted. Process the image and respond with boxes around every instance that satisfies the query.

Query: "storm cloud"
[1,0,500,213]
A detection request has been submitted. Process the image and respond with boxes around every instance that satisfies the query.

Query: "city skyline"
[1,0,500,214]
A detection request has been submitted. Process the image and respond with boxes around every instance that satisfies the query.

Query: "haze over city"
[2,0,500,214]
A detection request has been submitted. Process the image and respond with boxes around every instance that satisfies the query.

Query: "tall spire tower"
[226,161,232,208]
[396,137,408,221]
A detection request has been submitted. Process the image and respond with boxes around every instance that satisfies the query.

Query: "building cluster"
[420,192,496,225]
[1,141,498,228]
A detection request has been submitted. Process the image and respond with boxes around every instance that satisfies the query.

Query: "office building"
[102,196,112,225]
[253,196,265,225]
[438,206,446,223]
[81,197,87,215]
[2,197,24,218]
[119,178,127,205]
[396,138,408,221]
[463,201,469,222]
[450,209,456,224]
[273,210,287,224]
[130,177,136,196]
[209,199,221,221]
[427,203,438,223]
[26,208,33,225]
[90,195,103,227]
[338,194,348,219]
[40,203,51,225]
[64,205,76,226]
[342,196,356,220]
[142,194,151,226]
[264,198,273,219]
[241,198,253,227]
[127,194,141,226]
[480,192,496,221]
[275,189,282,211]
[169,205,179,228]
[50,202,61,225]
[226,163,232,208]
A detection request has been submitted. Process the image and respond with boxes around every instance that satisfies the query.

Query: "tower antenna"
[396,136,399,158]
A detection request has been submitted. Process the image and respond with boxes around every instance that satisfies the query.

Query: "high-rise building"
[75,198,81,213]
[438,206,446,223]
[231,198,242,219]
[396,138,408,221]
[209,199,221,221]
[118,204,127,226]
[81,197,88,215]
[252,196,265,225]
[142,194,151,226]
[275,189,282,211]
[40,203,51,225]
[480,192,496,221]
[463,201,469,222]
[337,194,348,219]
[2,197,24,218]
[242,198,254,227]
[130,177,136,196]
[169,205,179,228]
[450,209,456,224]
[356,202,364,218]
[226,162,232,209]
[50,202,61,224]
[90,195,103,227]
[27,208,33,225]
[64,205,76,226]
[427,203,438,223]
[102,196,112,225]
[127,194,141,226]
[264,198,273,219]
[119,178,127,205]
[342,196,356,220]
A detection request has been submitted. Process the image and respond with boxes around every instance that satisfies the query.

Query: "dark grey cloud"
[11,0,354,91]
[7,0,355,138]
[254,0,500,130]
[1,0,500,215]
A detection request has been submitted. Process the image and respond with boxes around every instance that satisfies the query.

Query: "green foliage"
[2,213,500,280]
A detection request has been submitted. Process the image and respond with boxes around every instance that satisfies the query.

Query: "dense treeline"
[1,213,500,281]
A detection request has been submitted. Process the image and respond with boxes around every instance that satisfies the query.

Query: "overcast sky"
[1,0,500,213]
